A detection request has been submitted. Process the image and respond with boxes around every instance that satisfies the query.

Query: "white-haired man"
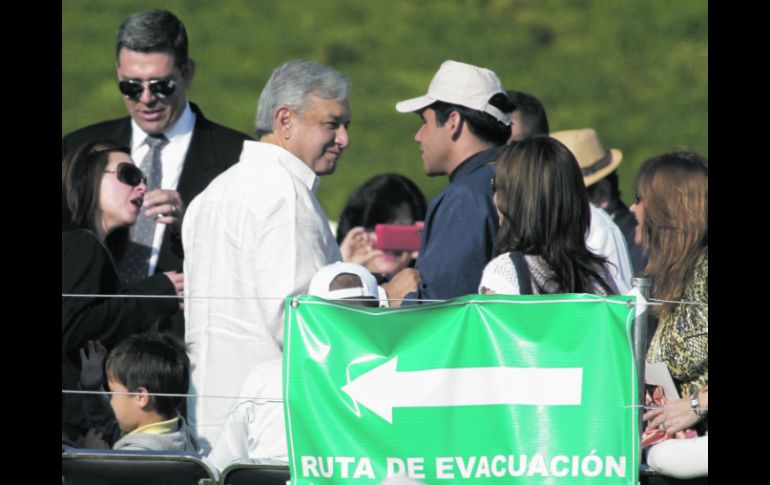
[183,60,350,450]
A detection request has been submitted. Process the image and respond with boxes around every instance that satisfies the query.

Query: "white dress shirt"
[130,102,195,276]
[208,358,287,471]
[182,141,341,451]
[586,203,633,293]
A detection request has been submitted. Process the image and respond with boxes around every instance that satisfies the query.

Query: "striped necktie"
[116,134,169,284]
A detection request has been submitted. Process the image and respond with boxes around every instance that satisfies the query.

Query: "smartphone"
[374,224,422,252]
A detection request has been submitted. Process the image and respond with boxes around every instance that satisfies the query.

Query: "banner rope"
[61,293,706,306]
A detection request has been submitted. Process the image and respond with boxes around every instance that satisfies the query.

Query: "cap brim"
[395,95,435,113]
[584,148,623,187]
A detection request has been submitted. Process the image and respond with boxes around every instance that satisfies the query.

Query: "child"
[106,332,198,451]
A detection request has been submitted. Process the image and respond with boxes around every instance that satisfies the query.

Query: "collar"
[241,141,320,193]
[449,146,502,182]
[130,101,195,150]
[127,415,179,436]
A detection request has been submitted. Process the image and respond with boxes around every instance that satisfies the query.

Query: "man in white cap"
[393,60,516,302]
[208,263,380,470]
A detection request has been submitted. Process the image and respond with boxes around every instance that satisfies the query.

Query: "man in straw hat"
[551,128,640,283]
[393,60,516,302]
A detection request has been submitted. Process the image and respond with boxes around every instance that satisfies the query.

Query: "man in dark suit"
[62,10,251,298]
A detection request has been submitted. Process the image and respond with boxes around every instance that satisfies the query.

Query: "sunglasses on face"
[634,192,642,204]
[117,78,177,100]
[104,162,146,187]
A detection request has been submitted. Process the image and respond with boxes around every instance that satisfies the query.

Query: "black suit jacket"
[62,102,253,275]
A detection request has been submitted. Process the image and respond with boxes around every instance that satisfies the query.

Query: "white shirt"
[130,102,195,276]
[208,358,287,471]
[586,204,633,293]
[183,141,341,451]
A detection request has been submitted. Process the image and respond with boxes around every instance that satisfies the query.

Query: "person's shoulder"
[241,142,303,184]
[589,203,610,221]
[62,229,110,264]
[112,436,156,452]
[191,103,252,142]
[695,248,708,279]
[589,204,623,234]
[486,252,513,270]
[63,117,130,144]
[62,228,100,248]
[441,170,494,211]
[202,118,253,142]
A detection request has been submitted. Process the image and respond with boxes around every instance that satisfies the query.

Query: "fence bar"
[632,277,651,436]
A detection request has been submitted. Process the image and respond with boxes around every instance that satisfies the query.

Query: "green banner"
[283,294,638,484]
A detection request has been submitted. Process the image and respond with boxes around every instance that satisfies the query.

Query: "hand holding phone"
[374,223,423,252]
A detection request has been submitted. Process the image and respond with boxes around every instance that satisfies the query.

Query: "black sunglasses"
[634,192,642,204]
[118,78,177,100]
[104,162,146,187]
[490,176,497,193]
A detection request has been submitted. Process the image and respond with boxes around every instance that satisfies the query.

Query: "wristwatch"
[690,391,704,418]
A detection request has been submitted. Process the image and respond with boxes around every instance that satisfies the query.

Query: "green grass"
[63,0,707,219]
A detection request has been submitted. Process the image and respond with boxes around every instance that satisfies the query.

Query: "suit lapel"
[176,104,218,205]
[111,118,133,146]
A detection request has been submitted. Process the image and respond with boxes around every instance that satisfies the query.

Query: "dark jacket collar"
[449,146,502,182]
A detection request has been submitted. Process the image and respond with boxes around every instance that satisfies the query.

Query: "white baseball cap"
[308,262,379,301]
[395,60,511,125]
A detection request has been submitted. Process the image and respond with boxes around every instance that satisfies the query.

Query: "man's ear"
[274,106,294,139]
[447,111,463,141]
[181,59,196,85]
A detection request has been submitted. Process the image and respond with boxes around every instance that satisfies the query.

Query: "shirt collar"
[127,415,179,436]
[242,141,321,193]
[130,101,195,150]
[449,146,502,182]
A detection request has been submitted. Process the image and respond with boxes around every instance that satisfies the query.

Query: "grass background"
[62,0,707,221]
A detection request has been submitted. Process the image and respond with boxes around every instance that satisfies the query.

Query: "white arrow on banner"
[340,357,583,423]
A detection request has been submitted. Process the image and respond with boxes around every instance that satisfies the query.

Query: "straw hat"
[550,128,622,187]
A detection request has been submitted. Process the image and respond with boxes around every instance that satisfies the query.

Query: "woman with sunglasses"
[478,136,618,296]
[62,140,183,443]
[634,152,708,478]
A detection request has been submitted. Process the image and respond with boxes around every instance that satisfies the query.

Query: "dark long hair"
[336,173,427,244]
[494,136,614,293]
[62,141,131,233]
[635,152,707,315]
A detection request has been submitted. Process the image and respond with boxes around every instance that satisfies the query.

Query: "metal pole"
[631,277,651,436]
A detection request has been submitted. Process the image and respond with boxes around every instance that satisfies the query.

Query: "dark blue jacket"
[406,146,501,302]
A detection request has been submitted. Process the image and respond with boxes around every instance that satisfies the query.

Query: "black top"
[62,229,179,435]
